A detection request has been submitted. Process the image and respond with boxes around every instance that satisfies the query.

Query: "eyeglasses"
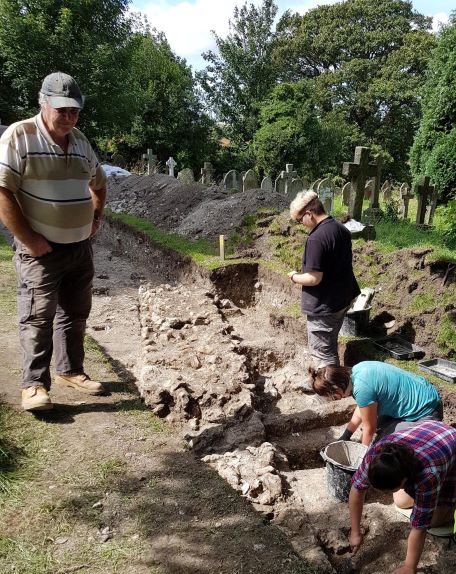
[55,107,80,117]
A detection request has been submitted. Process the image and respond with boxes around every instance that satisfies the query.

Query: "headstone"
[310,179,322,191]
[274,175,286,194]
[317,178,335,215]
[276,163,298,195]
[342,146,379,221]
[177,168,195,185]
[201,161,215,185]
[399,183,412,219]
[415,176,435,225]
[289,177,304,199]
[427,186,438,226]
[364,179,374,200]
[111,152,126,169]
[243,169,258,191]
[261,176,273,192]
[342,182,352,207]
[381,180,392,202]
[363,156,383,223]
[142,148,157,175]
[224,169,241,192]
[166,156,177,177]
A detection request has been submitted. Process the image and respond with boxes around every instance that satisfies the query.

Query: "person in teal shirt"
[309,361,442,446]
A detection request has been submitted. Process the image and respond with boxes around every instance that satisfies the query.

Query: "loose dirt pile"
[107,173,289,238]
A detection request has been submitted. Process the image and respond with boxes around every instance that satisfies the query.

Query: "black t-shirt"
[301,216,360,315]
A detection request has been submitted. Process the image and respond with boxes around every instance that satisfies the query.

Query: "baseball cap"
[40,72,84,109]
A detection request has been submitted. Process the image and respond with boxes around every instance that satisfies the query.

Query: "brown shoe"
[54,373,103,395]
[21,385,53,411]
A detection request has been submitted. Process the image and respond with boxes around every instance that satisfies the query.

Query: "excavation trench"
[92,219,456,574]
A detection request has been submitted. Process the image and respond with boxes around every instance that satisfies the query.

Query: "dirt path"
[0,230,315,574]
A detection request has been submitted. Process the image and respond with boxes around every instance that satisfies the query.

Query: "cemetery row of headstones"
[141,147,437,226]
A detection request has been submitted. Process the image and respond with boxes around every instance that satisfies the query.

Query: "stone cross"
[201,161,215,185]
[166,156,177,177]
[279,164,297,195]
[342,147,379,220]
[142,148,157,175]
[415,176,435,225]
[399,183,413,219]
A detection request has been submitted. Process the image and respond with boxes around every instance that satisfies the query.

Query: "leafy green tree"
[410,16,456,202]
[198,0,278,146]
[253,81,363,179]
[114,30,216,170]
[0,0,133,139]
[273,0,434,180]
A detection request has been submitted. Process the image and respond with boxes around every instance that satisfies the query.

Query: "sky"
[131,0,453,71]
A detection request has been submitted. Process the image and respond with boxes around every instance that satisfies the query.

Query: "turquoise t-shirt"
[352,361,441,421]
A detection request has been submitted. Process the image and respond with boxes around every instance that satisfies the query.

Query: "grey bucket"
[320,441,368,502]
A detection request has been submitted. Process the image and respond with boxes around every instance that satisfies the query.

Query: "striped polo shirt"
[0,113,106,243]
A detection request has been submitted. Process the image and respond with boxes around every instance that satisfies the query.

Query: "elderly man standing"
[0,72,107,411]
[288,190,360,369]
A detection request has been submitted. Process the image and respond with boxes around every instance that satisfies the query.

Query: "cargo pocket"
[17,286,35,322]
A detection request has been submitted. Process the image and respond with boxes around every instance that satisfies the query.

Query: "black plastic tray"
[418,359,456,384]
[373,335,425,360]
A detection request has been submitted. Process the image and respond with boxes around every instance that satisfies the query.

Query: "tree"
[253,81,363,179]
[0,0,133,139]
[410,15,456,202]
[273,0,435,180]
[198,0,278,145]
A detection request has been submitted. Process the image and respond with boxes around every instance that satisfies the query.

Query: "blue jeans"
[13,239,94,389]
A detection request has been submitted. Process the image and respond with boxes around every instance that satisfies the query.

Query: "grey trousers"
[306,306,349,368]
[13,239,94,390]
[376,401,444,441]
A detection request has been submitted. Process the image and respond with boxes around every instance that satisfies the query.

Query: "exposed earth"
[0,173,455,574]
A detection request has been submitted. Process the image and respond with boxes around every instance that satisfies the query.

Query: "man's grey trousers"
[306,306,349,368]
[13,239,94,390]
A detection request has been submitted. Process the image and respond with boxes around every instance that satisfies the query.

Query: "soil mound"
[107,173,289,238]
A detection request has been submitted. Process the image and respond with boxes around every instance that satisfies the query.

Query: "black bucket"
[320,441,368,502]
[340,307,371,337]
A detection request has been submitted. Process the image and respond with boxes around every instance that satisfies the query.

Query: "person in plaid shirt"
[349,420,456,574]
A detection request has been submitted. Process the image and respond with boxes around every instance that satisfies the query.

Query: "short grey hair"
[38,92,50,108]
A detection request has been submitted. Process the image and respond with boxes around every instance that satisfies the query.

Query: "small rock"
[54,537,69,545]
[92,501,103,509]
[241,481,250,495]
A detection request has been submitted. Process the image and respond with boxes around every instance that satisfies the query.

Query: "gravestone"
[166,156,177,177]
[342,147,379,221]
[363,156,383,223]
[243,169,258,191]
[341,182,351,207]
[310,179,322,191]
[428,186,438,226]
[142,148,157,175]
[177,168,195,185]
[415,176,435,225]
[261,176,273,192]
[224,170,241,192]
[275,164,297,195]
[289,177,304,199]
[381,180,392,202]
[399,183,413,219]
[111,152,126,169]
[364,179,374,200]
[201,161,215,185]
[274,175,286,194]
[317,178,335,215]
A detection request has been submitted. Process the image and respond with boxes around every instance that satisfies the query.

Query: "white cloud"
[431,12,449,32]
[131,0,264,62]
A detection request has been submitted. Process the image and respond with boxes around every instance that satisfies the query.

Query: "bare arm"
[349,486,366,553]
[288,270,323,286]
[346,406,363,434]
[0,186,52,256]
[392,527,427,574]
[359,403,378,446]
[89,185,107,237]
